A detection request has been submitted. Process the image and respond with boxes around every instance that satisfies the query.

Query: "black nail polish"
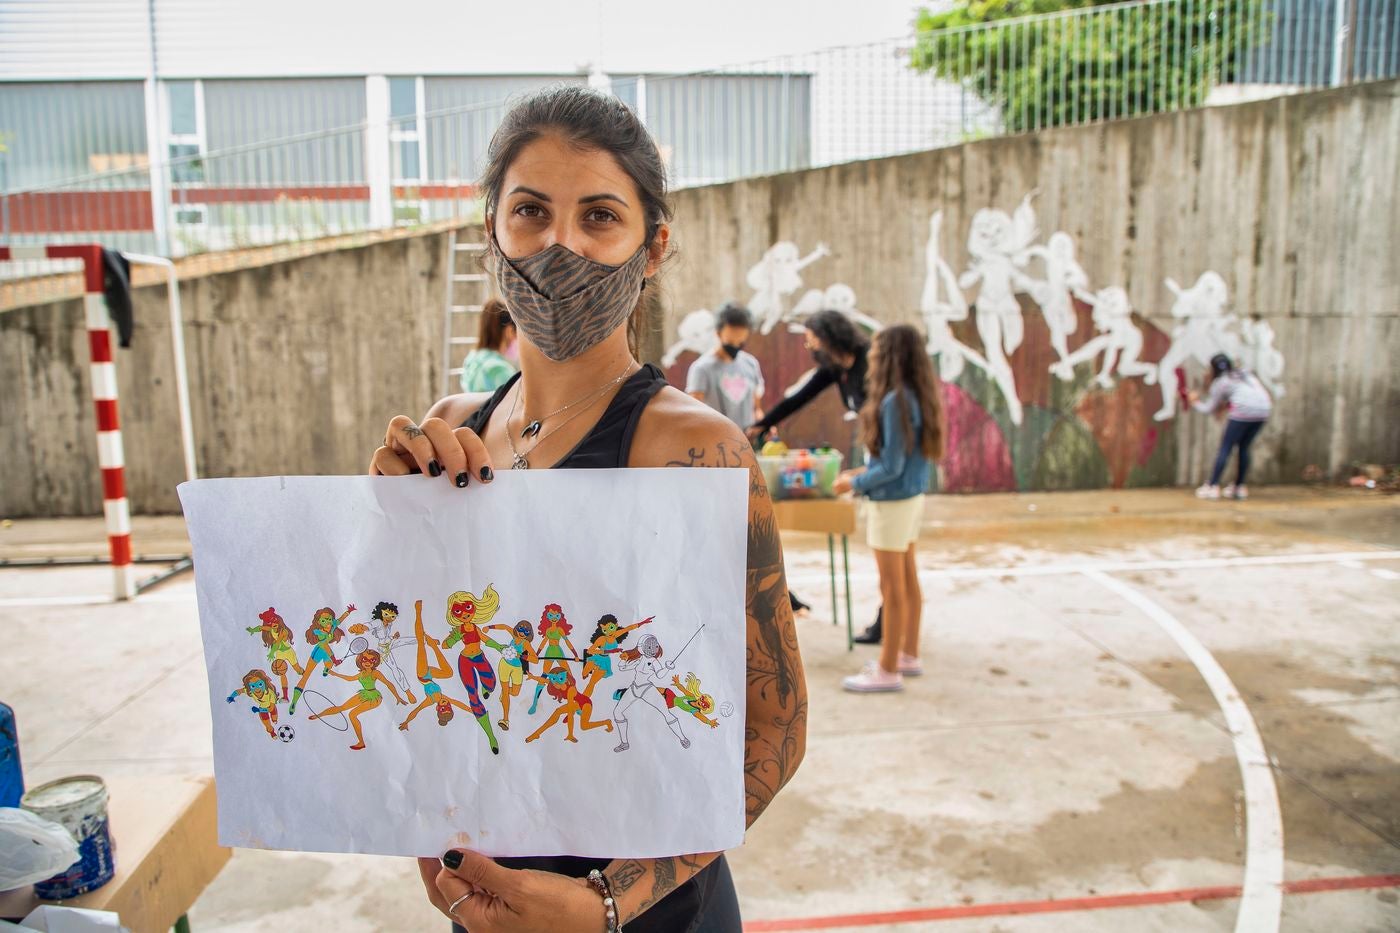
[428,459,441,477]
[455,471,469,488]
[441,849,463,869]
[479,466,494,482]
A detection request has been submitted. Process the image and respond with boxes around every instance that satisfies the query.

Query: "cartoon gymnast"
[523,666,613,744]
[368,601,416,699]
[527,604,577,715]
[245,607,302,701]
[288,603,355,714]
[308,647,408,750]
[442,586,502,751]
[663,672,720,729]
[484,620,538,732]
[612,634,690,752]
[226,668,283,740]
[580,614,653,697]
[397,600,492,748]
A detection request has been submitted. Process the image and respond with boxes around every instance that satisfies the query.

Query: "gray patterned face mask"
[489,236,648,362]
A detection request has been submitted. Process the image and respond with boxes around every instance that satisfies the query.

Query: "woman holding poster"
[370,85,808,932]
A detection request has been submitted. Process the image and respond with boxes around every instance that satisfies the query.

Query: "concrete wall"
[659,79,1400,492]
[1,231,450,517]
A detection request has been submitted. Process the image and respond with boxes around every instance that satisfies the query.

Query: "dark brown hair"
[475,297,515,353]
[858,324,945,460]
[478,84,673,355]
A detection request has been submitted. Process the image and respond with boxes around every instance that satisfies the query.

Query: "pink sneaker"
[842,662,903,693]
[897,653,923,676]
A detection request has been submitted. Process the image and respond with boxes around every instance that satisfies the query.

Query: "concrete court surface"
[1,486,1397,932]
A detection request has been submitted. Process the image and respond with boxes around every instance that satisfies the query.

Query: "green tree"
[911,0,1272,133]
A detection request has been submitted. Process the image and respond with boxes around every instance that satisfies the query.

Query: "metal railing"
[2,0,1396,308]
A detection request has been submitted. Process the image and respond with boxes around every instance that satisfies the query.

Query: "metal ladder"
[441,227,491,396]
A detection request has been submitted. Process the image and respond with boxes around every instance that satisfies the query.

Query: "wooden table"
[0,775,229,933]
[773,498,858,650]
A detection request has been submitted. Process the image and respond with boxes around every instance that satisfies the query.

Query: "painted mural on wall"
[664,193,1286,493]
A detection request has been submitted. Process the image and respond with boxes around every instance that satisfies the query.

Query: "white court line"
[785,548,1400,588]
[1084,569,1283,933]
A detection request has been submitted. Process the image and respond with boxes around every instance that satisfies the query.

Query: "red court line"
[742,874,1400,931]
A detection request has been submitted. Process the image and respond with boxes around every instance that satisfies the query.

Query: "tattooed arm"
[601,389,810,923]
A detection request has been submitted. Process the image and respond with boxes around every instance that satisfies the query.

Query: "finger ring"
[447,891,473,916]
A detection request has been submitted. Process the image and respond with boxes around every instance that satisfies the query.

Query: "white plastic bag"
[0,807,80,889]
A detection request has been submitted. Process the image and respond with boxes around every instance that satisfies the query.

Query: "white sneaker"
[897,653,923,676]
[1234,485,1249,500]
[1195,484,1221,500]
[842,662,903,693]
[1222,484,1237,499]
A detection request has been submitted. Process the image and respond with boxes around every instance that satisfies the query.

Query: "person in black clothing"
[369,85,807,933]
[746,310,885,645]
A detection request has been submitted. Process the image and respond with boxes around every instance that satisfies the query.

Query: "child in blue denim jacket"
[833,324,944,693]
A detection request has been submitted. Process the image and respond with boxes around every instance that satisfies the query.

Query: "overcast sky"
[1,0,938,79]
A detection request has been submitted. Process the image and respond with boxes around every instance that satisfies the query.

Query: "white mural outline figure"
[1238,315,1286,397]
[1023,231,1093,367]
[1152,272,1238,421]
[958,195,1037,425]
[661,308,719,369]
[1051,286,1157,388]
[747,241,831,334]
[787,283,884,335]
[919,210,989,384]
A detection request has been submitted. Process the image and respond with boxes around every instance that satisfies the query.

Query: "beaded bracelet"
[586,868,622,932]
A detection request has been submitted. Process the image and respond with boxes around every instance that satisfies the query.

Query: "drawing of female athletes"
[398,600,494,749]
[288,603,355,714]
[663,672,720,729]
[484,620,538,732]
[580,614,653,697]
[309,648,408,750]
[246,607,302,700]
[442,586,502,751]
[226,668,283,740]
[528,604,577,715]
[524,666,612,744]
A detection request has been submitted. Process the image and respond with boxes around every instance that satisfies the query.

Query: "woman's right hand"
[369,416,496,487]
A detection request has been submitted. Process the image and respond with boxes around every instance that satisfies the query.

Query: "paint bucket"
[21,775,116,898]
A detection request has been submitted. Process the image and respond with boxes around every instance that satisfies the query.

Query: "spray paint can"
[21,775,116,898]
[0,701,21,808]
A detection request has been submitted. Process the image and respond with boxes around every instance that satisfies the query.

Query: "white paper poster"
[178,470,748,859]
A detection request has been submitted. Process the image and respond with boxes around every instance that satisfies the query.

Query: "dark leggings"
[1209,419,1266,486]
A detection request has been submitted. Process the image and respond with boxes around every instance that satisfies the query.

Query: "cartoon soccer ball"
[276,724,296,743]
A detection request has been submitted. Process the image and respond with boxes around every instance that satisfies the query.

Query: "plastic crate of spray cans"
[757,440,843,500]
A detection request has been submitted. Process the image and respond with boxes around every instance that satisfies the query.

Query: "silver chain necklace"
[504,361,638,470]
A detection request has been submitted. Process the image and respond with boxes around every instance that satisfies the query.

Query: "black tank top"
[462,364,667,469]
[458,362,737,932]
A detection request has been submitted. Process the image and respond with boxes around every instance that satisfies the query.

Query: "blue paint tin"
[22,775,116,899]
[0,701,22,808]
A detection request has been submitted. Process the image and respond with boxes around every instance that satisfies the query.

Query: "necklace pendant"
[522,420,542,439]
[511,453,530,470]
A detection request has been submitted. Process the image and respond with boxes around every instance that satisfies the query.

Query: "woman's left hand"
[832,475,853,495]
[420,850,605,932]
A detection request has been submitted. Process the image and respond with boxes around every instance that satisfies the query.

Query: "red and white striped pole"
[0,244,136,599]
